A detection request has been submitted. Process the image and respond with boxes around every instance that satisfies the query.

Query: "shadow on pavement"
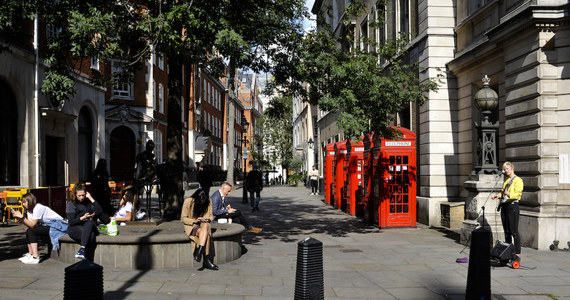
[229,186,381,245]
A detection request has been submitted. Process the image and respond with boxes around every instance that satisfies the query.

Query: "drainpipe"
[33,14,40,188]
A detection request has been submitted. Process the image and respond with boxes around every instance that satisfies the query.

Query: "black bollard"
[295,237,324,300]
[64,259,104,300]
[465,226,491,300]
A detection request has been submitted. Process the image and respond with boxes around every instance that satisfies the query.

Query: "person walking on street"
[309,165,319,195]
[493,161,524,258]
[211,182,262,233]
[246,167,264,211]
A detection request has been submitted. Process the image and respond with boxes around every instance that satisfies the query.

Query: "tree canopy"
[270,0,443,140]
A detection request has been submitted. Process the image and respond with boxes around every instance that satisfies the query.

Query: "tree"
[212,0,306,185]
[263,95,293,177]
[1,0,307,220]
[270,0,443,140]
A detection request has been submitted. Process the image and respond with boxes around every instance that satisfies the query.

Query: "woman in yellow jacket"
[181,188,218,270]
[493,162,524,256]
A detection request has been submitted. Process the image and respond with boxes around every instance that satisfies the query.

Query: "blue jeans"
[249,190,260,209]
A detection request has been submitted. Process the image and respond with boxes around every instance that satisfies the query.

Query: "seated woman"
[111,185,136,222]
[181,188,218,270]
[66,183,110,261]
[13,193,67,264]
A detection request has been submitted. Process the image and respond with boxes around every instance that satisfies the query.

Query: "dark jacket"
[246,170,264,192]
[66,200,109,226]
[210,190,227,219]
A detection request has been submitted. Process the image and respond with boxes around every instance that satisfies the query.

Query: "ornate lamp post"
[473,75,499,174]
[240,114,250,203]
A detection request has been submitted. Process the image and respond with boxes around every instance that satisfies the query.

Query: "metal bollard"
[64,259,104,300]
[294,237,324,300]
[465,227,491,300]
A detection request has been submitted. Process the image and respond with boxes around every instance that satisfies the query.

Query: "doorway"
[78,107,93,182]
[0,79,19,186]
[110,126,136,182]
[45,136,66,186]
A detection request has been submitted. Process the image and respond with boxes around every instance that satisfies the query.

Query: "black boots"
[202,253,219,270]
[193,245,204,262]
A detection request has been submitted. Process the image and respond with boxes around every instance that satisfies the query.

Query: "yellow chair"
[2,191,25,223]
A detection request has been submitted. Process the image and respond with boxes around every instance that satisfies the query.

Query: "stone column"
[461,174,505,246]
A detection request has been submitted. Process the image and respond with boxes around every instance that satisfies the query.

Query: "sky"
[303,0,316,31]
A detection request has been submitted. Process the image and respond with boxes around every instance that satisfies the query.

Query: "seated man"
[211,182,261,233]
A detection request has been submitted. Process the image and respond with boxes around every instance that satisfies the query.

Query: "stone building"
[312,0,570,249]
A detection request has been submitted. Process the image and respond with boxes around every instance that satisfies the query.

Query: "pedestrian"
[246,167,263,211]
[493,161,524,258]
[90,158,114,216]
[181,188,218,270]
[12,193,67,264]
[66,183,110,261]
[309,165,319,195]
[211,182,262,233]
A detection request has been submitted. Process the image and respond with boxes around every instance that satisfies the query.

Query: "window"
[399,0,409,34]
[360,17,368,52]
[181,97,185,124]
[182,135,185,163]
[157,53,164,70]
[154,129,163,164]
[112,61,133,99]
[46,25,62,40]
[91,57,99,71]
[158,84,165,113]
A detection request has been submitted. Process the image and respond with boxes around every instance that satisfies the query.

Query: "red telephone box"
[372,127,417,228]
[345,140,364,216]
[324,143,336,205]
[333,141,347,209]
[362,133,377,224]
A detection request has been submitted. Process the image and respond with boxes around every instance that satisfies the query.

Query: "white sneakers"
[18,253,40,264]
[18,253,32,262]
[311,193,317,195]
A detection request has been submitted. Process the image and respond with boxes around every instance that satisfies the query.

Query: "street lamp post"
[240,114,250,203]
[473,75,499,174]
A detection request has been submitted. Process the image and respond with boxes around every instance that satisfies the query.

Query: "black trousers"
[311,179,318,193]
[68,220,98,260]
[26,224,50,243]
[500,202,521,254]
[217,210,250,229]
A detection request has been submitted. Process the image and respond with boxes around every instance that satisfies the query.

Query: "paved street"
[1,185,570,299]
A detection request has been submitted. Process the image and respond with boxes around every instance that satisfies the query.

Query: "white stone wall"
[415,0,458,226]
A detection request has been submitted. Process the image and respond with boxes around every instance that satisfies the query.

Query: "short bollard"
[465,227,491,300]
[294,237,324,300]
[64,259,104,300]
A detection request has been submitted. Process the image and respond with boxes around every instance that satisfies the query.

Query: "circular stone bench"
[54,222,245,269]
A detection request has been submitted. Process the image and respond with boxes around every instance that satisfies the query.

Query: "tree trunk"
[162,53,184,220]
[225,58,236,185]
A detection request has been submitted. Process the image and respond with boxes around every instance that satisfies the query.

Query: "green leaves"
[41,70,76,106]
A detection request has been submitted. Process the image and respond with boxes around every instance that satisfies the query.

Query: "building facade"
[312,0,570,249]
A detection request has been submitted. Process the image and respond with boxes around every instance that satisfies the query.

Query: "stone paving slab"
[2,185,570,299]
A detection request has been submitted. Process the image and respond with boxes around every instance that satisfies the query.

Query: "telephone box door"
[380,150,416,227]
[324,144,335,205]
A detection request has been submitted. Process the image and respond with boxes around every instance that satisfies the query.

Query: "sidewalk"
[0,185,569,299]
